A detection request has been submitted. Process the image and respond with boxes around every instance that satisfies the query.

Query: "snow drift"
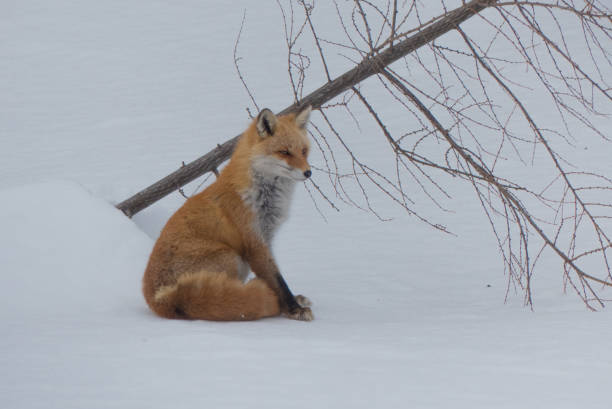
[1,181,610,409]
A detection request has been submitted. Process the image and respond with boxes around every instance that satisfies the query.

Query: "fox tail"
[150,272,280,321]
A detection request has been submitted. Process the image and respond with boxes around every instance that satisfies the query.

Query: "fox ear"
[256,109,277,137]
[295,105,312,129]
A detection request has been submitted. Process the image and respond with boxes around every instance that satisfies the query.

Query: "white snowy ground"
[1,1,611,408]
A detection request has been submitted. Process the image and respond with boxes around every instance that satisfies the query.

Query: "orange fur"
[152,273,279,321]
[142,107,314,321]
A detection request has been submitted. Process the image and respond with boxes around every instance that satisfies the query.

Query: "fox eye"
[279,149,291,156]
[302,148,308,156]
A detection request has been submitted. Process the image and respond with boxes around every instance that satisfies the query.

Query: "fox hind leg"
[151,247,279,321]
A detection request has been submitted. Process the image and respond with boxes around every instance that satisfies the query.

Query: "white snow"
[1,1,611,408]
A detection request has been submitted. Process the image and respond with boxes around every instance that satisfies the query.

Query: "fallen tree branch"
[116,0,498,217]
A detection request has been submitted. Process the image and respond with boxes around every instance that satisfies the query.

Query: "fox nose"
[303,170,312,179]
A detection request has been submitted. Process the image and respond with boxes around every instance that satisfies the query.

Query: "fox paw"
[295,294,312,308]
[285,306,314,321]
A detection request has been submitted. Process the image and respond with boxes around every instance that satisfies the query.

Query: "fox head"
[250,106,312,182]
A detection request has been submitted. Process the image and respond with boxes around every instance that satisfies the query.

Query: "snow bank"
[0,181,152,317]
[1,182,610,409]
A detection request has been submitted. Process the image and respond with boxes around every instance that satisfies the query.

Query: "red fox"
[142,106,314,321]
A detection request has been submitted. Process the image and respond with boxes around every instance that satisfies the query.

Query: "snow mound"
[0,181,152,318]
[1,182,611,409]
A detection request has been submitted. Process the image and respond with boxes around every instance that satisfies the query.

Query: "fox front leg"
[274,273,313,321]
[246,244,313,321]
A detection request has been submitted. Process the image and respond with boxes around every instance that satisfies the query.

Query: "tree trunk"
[116,0,497,217]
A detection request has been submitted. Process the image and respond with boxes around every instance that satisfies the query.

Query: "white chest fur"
[241,173,296,243]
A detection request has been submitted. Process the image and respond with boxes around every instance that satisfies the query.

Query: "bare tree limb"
[115,0,612,308]
[116,0,498,217]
